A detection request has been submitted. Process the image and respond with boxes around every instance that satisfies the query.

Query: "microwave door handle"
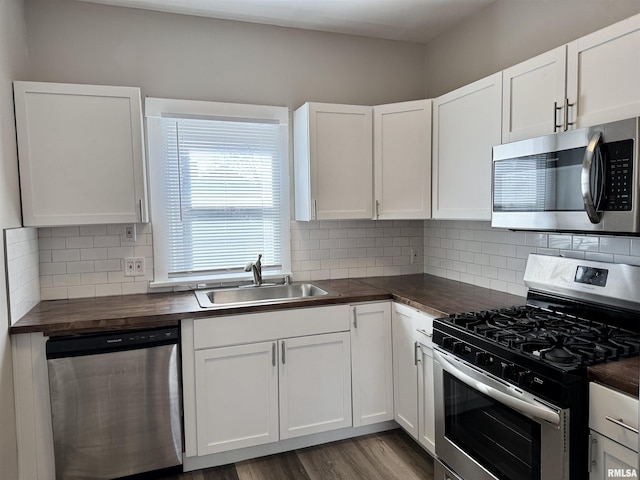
[581,131,603,224]
[434,350,561,426]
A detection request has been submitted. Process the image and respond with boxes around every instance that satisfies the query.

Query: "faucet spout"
[243,254,263,286]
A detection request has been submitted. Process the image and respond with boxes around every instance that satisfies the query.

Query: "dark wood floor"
[156,429,434,480]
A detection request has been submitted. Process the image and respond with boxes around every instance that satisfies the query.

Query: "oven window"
[444,372,541,480]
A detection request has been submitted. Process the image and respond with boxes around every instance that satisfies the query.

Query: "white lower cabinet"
[589,382,639,479]
[195,341,279,455]
[589,431,638,480]
[417,331,435,456]
[279,332,352,439]
[350,302,393,427]
[183,305,353,459]
[392,303,419,438]
[392,302,436,453]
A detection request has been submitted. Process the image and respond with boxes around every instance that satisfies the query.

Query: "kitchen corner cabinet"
[432,72,502,220]
[350,302,393,427]
[294,102,373,220]
[502,46,567,143]
[13,81,148,226]
[182,305,352,458]
[567,14,640,129]
[373,100,432,219]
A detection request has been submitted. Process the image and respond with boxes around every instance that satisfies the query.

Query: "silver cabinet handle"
[605,416,639,434]
[281,340,286,365]
[138,199,143,222]
[272,342,276,367]
[588,434,596,472]
[352,307,357,328]
[564,98,575,131]
[414,341,419,366]
[553,101,562,132]
[313,200,317,220]
[581,130,603,224]
[416,328,432,338]
[375,200,380,219]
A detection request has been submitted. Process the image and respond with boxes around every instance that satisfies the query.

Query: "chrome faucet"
[244,254,263,286]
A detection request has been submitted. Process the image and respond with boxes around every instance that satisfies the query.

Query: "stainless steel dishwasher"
[46,326,183,480]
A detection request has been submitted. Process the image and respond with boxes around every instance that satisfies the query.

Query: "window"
[146,98,290,287]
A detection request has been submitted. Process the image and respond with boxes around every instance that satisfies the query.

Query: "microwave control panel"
[604,139,633,211]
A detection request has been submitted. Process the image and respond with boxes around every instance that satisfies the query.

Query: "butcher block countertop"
[588,357,640,397]
[10,274,525,336]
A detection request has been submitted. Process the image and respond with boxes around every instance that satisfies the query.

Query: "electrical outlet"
[124,257,135,277]
[134,257,145,276]
[124,257,145,276]
[410,247,419,264]
[124,224,137,242]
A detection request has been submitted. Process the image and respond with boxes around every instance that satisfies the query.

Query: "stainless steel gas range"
[433,254,640,480]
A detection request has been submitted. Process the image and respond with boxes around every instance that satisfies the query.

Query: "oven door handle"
[435,350,561,427]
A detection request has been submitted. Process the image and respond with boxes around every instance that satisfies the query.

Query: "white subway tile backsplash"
[423,220,640,298]
[32,217,640,303]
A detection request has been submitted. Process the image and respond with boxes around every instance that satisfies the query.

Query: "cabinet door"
[502,46,567,142]
[415,311,436,455]
[194,342,279,455]
[392,303,418,438]
[589,431,638,480]
[350,302,393,427]
[418,343,435,456]
[13,81,147,226]
[279,332,352,439]
[294,102,373,220]
[432,72,502,220]
[567,14,640,129]
[373,100,432,219]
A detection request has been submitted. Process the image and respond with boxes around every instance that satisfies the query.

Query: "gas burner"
[540,336,583,365]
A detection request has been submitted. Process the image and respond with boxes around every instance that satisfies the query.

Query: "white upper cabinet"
[373,100,432,219]
[13,81,148,226]
[567,14,640,129]
[432,72,502,220]
[502,46,567,142]
[502,14,640,142]
[294,102,373,220]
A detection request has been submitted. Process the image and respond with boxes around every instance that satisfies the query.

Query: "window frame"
[145,97,291,288]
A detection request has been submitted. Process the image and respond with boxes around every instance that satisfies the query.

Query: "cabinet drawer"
[589,382,639,452]
[193,305,350,349]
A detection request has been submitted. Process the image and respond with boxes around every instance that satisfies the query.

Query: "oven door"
[434,348,569,480]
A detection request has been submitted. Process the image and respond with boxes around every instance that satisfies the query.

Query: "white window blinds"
[146,99,290,286]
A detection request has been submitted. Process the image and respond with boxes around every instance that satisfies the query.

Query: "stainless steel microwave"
[492,117,639,233]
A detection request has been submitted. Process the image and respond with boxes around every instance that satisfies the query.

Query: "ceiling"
[76,0,496,44]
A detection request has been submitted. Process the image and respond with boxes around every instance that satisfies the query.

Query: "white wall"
[0,0,28,476]
[24,0,426,108]
[425,0,640,97]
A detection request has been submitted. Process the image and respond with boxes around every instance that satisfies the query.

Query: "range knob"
[501,363,517,380]
[442,337,456,351]
[518,370,533,388]
[452,341,466,355]
[475,351,493,366]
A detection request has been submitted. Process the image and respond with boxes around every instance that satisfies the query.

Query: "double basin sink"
[195,283,331,308]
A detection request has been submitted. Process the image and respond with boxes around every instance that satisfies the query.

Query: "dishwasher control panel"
[46,326,179,358]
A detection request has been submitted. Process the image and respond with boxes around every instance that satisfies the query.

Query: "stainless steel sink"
[195,283,330,308]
